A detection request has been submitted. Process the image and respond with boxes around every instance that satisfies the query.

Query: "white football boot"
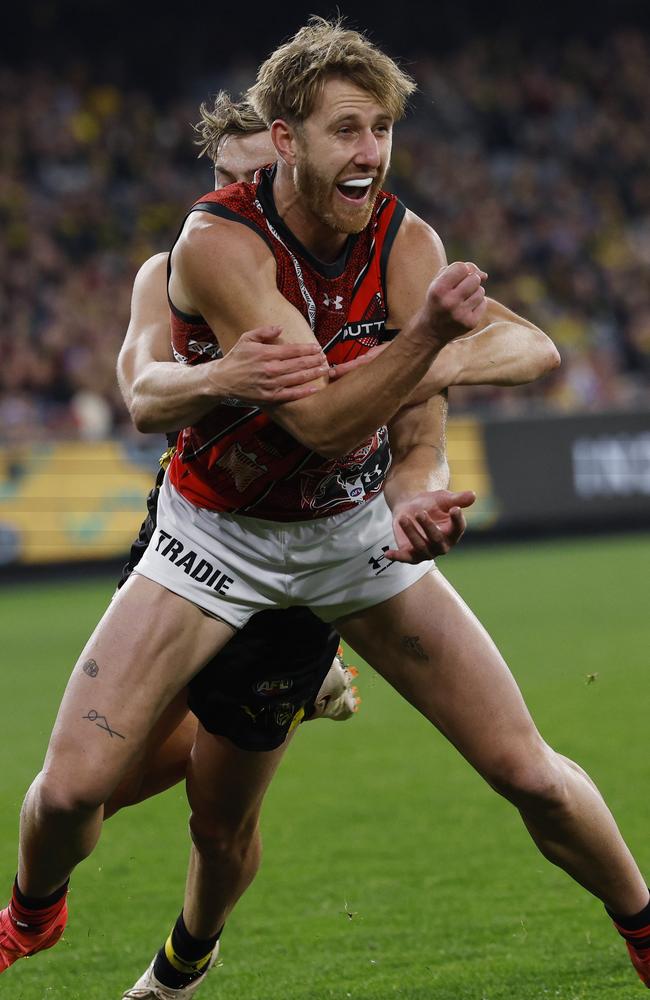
[122,942,219,999]
[310,649,360,721]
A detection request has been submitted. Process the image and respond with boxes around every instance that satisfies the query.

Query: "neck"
[273,161,348,263]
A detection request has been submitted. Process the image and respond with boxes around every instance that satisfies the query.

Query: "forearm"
[128,361,223,433]
[270,316,444,459]
[384,444,450,510]
[384,395,450,510]
[444,318,560,386]
[404,304,561,404]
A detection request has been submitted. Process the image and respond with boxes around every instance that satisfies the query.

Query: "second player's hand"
[217,326,329,404]
[386,489,476,563]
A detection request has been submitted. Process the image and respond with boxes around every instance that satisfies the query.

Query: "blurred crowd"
[2,28,649,442]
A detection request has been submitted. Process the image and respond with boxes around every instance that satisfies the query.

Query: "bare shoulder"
[175,211,274,274]
[390,209,447,268]
[170,211,277,318]
[386,209,448,327]
[133,252,169,292]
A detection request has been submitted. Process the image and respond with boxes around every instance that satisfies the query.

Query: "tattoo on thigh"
[82,709,125,740]
[400,635,429,662]
[82,659,99,678]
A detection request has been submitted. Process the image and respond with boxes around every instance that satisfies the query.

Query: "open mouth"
[336,177,373,203]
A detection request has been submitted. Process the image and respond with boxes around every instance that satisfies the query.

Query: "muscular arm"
[410,298,561,402]
[330,231,559,401]
[384,394,450,505]
[170,210,485,459]
[380,230,476,562]
[118,254,216,433]
[117,255,329,434]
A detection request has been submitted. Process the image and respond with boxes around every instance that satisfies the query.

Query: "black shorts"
[119,469,340,751]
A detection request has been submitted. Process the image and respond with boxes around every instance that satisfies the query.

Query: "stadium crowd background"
[2,10,650,443]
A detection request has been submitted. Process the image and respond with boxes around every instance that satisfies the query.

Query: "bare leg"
[104,692,197,818]
[17,576,234,898]
[182,725,291,939]
[337,570,648,915]
[105,645,355,821]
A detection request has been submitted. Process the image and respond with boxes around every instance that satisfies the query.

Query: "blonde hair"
[194,91,267,163]
[247,16,416,126]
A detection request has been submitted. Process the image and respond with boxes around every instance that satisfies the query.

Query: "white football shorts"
[132,475,435,627]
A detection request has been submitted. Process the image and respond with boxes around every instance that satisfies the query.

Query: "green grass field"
[1,533,649,999]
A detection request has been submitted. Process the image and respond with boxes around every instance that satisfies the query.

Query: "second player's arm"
[408,297,561,402]
[117,254,329,433]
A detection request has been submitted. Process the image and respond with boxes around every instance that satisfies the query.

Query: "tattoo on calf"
[401,635,430,662]
[82,709,125,740]
[82,659,99,678]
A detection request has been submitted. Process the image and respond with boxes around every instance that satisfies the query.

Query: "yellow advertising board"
[446,417,499,529]
[0,441,158,565]
[0,422,496,565]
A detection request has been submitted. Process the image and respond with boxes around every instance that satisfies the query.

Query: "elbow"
[541,340,562,375]
[273,396,370,459]
[132,407,165,434]
[129,396,162,434]
[276,407,354,459]
[539,340,562,377]
[128,374,166,433]
[526,335,561,382]
[293,423,361,460]
[548,343,562,372]
[317,440,354,460]
[304,433,351,460]
[133,412,155,434]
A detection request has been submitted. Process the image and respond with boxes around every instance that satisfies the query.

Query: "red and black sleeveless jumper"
[168,166,405,521]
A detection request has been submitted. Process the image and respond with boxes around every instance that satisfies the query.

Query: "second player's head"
[247,17,416,234]
[195,92,275,188]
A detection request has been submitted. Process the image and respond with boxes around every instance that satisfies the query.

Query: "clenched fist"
[424,262,488,346]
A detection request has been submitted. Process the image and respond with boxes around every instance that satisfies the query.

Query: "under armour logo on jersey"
[323,294,343,310]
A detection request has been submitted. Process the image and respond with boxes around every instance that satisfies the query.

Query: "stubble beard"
[293,153,386,235]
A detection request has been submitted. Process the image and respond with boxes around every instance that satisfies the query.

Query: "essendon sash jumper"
[168,166,405,521]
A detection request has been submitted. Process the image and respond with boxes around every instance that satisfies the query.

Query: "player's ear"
[271,119,299,166]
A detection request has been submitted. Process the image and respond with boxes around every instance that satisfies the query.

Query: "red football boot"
[613,922,650,988]
[0,897,68,972]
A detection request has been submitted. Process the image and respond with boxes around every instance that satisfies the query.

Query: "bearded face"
[292,142,388,235]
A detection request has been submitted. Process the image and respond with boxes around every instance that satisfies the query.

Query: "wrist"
[199,359,229,402]
[432,340,463,389]
[401,309,447,356]
[385,479,429,514]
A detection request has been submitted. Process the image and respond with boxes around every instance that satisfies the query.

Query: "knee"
[485,745,569,812]
[189,811,260,869]
[32,768,106,818]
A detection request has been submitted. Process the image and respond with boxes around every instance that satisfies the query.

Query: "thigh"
[337,569,545,776]
[187,723,290,828]
[104,689,197,816]
[43,574,234,802]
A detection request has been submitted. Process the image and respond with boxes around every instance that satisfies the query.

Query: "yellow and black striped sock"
[152,912,222,989]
